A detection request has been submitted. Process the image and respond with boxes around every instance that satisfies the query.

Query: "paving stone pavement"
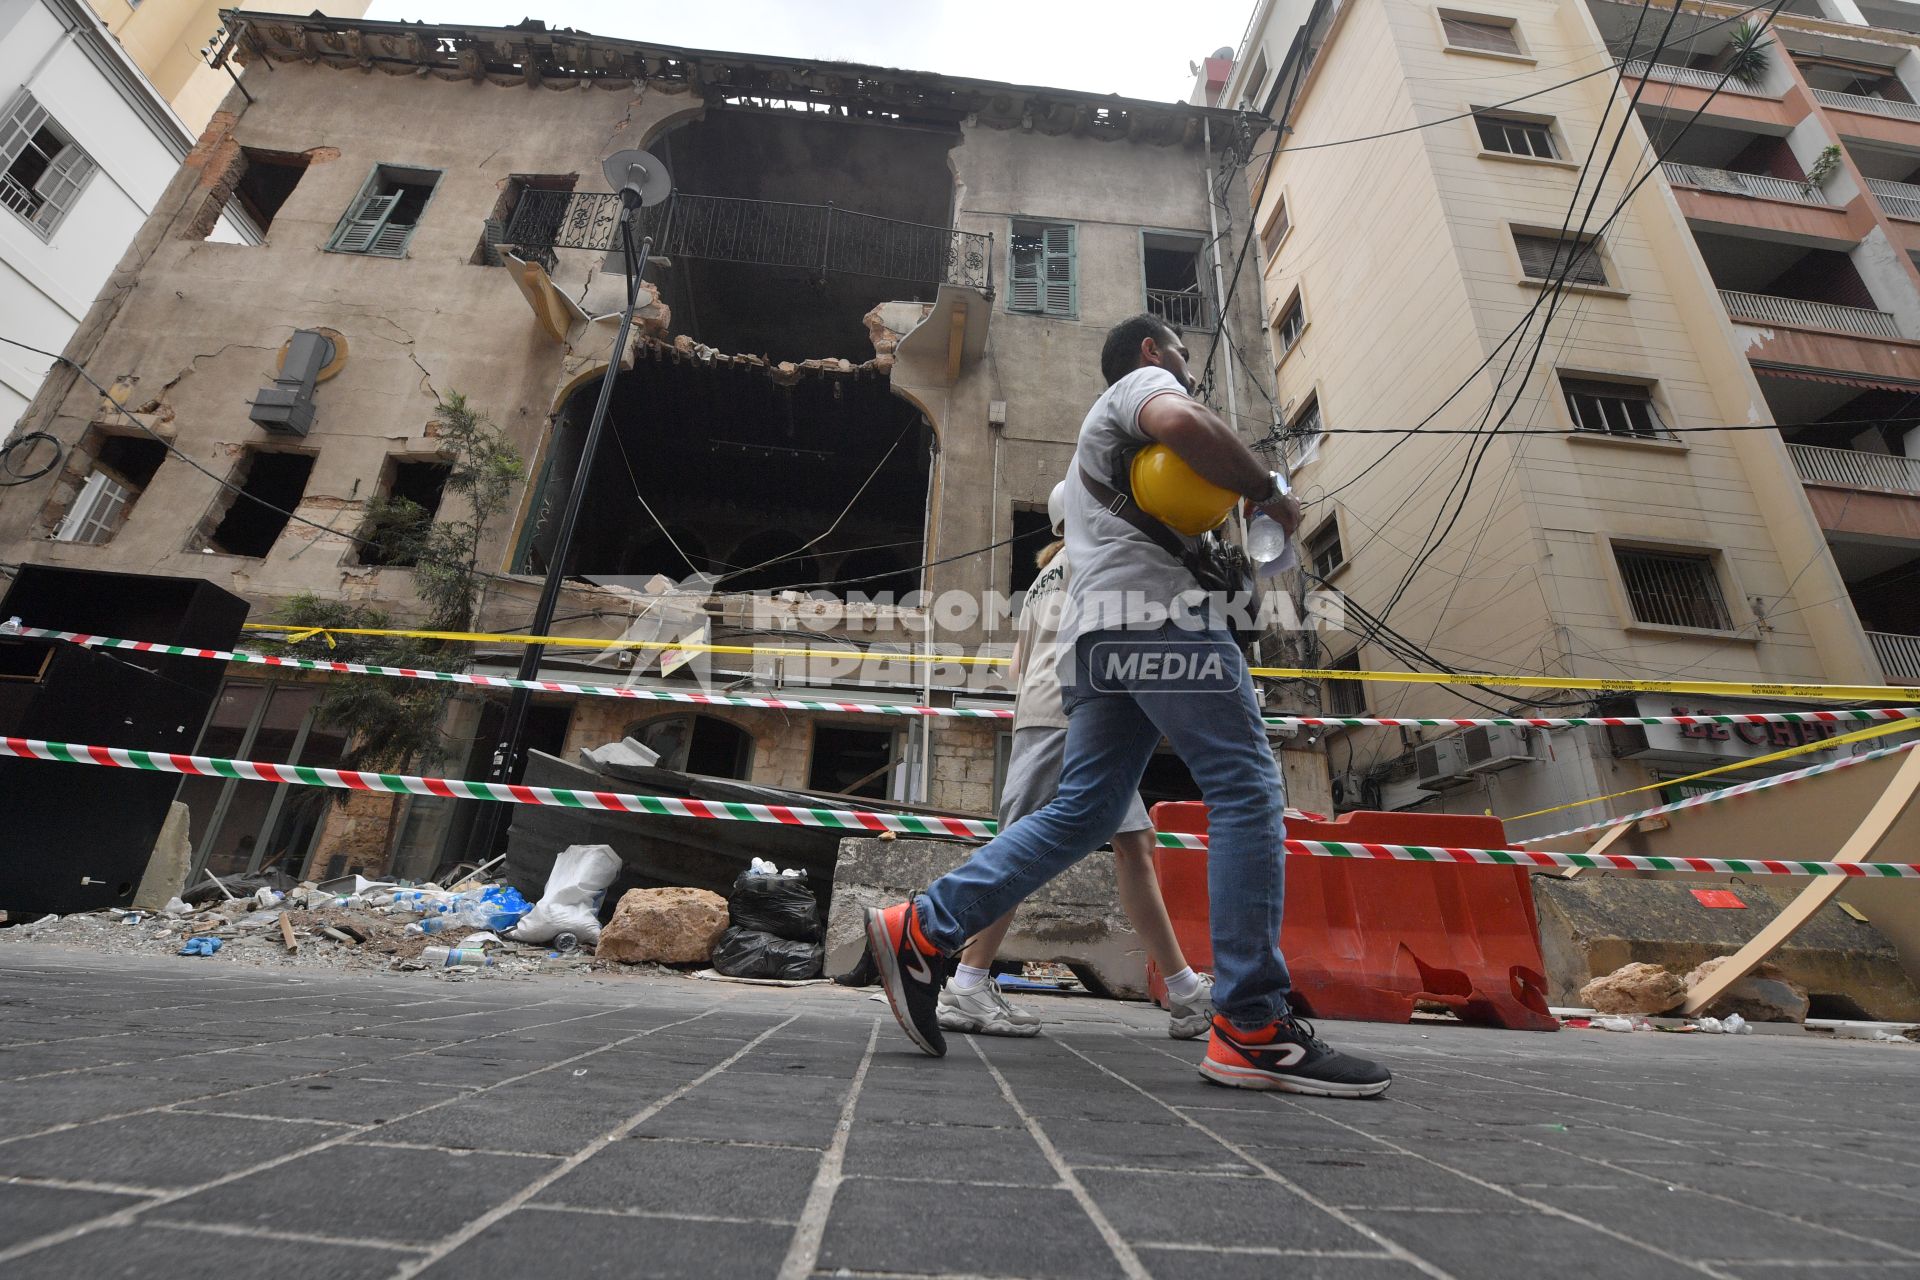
[1,945,1917,1280]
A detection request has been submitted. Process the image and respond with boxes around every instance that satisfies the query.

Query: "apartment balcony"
[1789,442,1920,494]
[1867,177,1920,222]
[1810,87,1920,125]
[1616,59,1795,129]
[1662,162,1830,205]
[1719,289,1901,338]
[1868,631,1920,684]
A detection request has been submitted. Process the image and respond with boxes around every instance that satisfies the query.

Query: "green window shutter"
[330,192,398,254]
[369,218,413,257]
[1042,224,1075,316]
[480,217,506,266]
[1010,237,1043,312]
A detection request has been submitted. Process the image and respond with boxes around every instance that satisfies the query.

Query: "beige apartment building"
[0,11,1287,880]
[82,0,369,135]
[1227,0,1920,834]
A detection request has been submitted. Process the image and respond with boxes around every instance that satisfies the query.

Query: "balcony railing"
[1719,289,1902,338]
[1788,442,1920,494]
[1146,287,1210,330]
[1618,59,1765,95]
[504,190,994,293]
[1867,177,1920,221]
[1811,87,1920,123]
[1662,161,1831,206]
[1868,630,1920,684]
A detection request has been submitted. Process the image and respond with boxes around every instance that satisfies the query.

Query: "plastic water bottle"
[1246,511,1296,580]
[422,946,493,968]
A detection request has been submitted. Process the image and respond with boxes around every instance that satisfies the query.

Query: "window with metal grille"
[1562,377,1668,439]
[1442,13,1522,54]
[1512,230,1607,286]
[327,164,440,257]
[1274,292,1306,355]
[1325,650,1367,716]
[1008,219,1076,317]
[1306,516,1344,579]
[1614,546,1733,631]
[1,90,96,238]
[1285,395,1323,469]
[1260,195,1291,260]
[1475,111,1558,159]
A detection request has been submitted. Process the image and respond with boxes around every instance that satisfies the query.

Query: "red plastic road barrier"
[1147,803,1558,1032]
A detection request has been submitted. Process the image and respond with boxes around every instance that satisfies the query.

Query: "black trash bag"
[728,871,822,942]
[710,925,823,980]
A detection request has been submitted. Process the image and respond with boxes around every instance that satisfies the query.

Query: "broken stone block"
[1685,957,1810,1023]
[598,886,728,965]
[825,837,1146,997]
[132,802,192,912]
[1579,962,1686,1015]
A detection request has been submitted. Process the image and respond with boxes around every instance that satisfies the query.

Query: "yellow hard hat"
[1129,444,1236,537]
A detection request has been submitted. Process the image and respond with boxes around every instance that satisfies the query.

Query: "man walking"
[865,315,1389,1097]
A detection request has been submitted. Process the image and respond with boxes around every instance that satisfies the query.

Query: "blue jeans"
[917,624,1292,1029]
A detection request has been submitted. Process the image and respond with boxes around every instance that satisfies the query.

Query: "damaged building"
[0,10,1303,883]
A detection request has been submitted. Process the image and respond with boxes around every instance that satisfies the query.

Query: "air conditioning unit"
[1328,771,1374,809]
[1414,737,1473,790]
[1460,724,1538,774]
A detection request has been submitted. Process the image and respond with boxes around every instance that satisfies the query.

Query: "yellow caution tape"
[1505,717,1920,822]
[241,622,1916,700]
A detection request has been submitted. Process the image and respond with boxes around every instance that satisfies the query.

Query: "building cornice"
[222,8,1265,148]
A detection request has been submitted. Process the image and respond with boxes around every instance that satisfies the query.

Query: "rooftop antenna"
[471,149,675,859]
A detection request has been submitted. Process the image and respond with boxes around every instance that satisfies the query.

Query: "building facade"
[0,11,1299,882]
[1,0,257,431]
[1228,0,1920,835]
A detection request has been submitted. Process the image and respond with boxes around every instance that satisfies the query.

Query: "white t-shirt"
[1059,365,1214,648]
[1013,549,1070,730]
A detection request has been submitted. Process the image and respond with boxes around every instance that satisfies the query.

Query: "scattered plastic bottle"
[422,946,493,968]
[550,932,579,954]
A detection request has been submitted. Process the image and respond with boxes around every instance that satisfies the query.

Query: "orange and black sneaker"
[1200,1014,1391,1097]
[865,899,949,1057]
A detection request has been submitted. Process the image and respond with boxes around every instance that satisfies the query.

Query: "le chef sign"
[1608,695,1843,768]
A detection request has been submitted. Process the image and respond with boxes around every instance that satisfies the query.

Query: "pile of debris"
[0,845,627,980]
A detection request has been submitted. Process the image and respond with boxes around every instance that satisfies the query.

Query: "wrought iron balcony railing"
[504,189,994,294]
[1146,287,1210,330]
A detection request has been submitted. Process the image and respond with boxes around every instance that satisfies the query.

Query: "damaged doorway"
[522,354,933,602]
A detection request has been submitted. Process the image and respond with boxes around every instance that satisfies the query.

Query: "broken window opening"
[809,724,902,800]
[200,450,315,558]
[52,432,168,546]
[629,714,753,779]
[1008,219,1076,318]
[235,148,313,234]
[648,110,961,361]
[1142,232,1209,330]
[521,353,933,603]
[357,459,452,568]
[1007,506,1055,599]
[328,164,441,257]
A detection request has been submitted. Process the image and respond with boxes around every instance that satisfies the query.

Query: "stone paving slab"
[1,945,1918,1280]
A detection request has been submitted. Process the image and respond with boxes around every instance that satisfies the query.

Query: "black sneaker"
[865,899,948,1057]
[1200,1014,1391,1097]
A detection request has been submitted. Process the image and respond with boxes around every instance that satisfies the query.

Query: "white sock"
[952,963,991,992]
[1164,967,1206,1003]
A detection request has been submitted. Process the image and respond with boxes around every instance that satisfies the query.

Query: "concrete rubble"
[597,887,730,965]
[1578,961,1688,1016]
[1686,957,1813,1024]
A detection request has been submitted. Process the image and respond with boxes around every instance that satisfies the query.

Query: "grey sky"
[360,1,1255,103]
